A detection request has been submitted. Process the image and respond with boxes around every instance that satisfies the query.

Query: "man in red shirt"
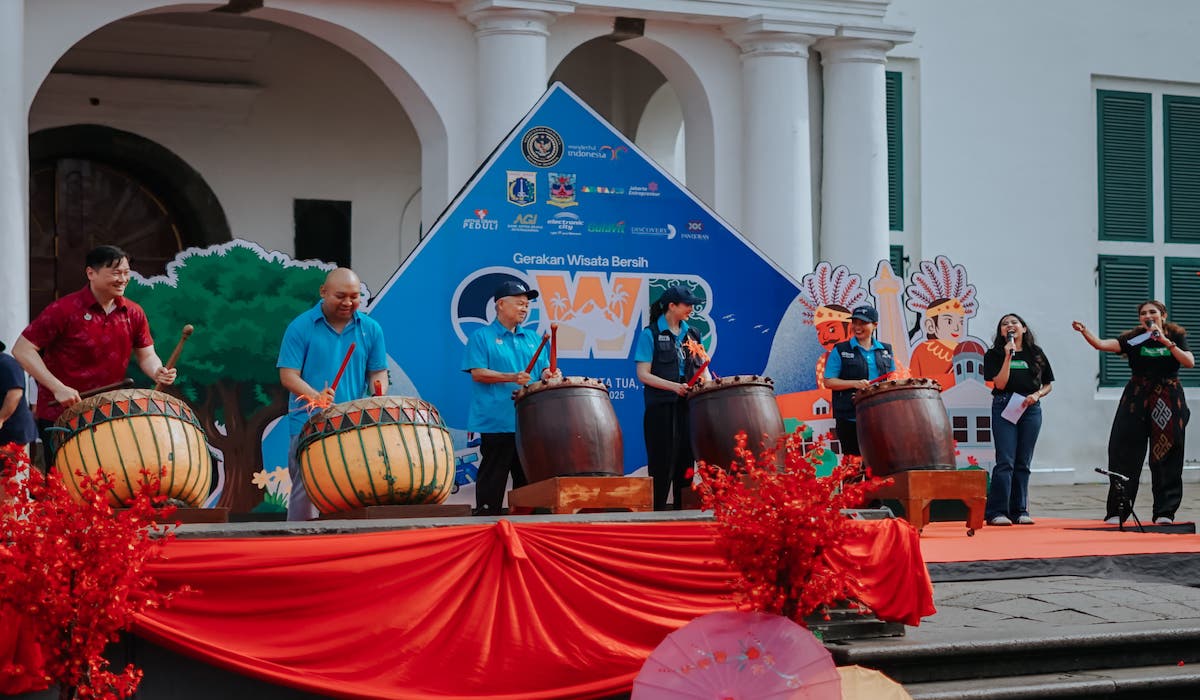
[12,245,176,470]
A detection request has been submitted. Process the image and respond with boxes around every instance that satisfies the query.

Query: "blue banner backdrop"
[368,83,800,476]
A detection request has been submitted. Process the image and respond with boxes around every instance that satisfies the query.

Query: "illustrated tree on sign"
[125,242,331,512]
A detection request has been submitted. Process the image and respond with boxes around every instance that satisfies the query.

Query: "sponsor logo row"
[461,209,709,240]
[507,170,660,207]
[520,126,634,169]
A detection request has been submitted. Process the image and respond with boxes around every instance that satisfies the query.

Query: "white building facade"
[5,0,1200,483]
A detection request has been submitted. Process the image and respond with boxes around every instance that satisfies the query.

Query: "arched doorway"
[28,124,231,317]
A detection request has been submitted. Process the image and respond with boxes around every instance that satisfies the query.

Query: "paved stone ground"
[1027,482,1200,524]
[908,482,1200,641]
[909,575,1200,640]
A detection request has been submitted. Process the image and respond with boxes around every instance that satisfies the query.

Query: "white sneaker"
[989,515,1013,526]
[1104,516,1120,525]
[1016,515,1035,525]
[1155,517,1174,525]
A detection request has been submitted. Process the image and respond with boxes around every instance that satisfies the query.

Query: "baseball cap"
[494,280,539,302]
[850,305,879,323]
[660,285,701,306]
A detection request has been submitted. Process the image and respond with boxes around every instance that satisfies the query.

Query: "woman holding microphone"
[983,314,1054,526]
[1073,301,1194,525]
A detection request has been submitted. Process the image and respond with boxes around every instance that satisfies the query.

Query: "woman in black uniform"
[634,286,708,510]
[1073,301,1194,524]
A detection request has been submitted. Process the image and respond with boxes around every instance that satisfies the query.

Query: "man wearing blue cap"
[462,280,561,515]
[824,304,895,457]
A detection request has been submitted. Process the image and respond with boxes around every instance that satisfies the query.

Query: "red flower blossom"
[692,428,890,624]
[0,445,186,699]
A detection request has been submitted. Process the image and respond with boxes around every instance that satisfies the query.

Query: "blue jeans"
[985,395,1043,520]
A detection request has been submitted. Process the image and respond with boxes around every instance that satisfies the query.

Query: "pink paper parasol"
[632,611,842,700]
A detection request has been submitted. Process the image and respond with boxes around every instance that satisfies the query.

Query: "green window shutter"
[1164,95,1200,242]
[1098,255,1154,387]
[1097,90,1152,242]
[886,71,903,232]
[1166,257,1200,386]
[889,244,905,277]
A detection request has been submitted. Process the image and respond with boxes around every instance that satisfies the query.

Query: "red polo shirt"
[21,286,153,422]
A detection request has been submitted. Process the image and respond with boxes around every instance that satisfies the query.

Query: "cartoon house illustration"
[939,339,994,467]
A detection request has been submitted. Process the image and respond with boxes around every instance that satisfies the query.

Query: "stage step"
[830,623,1200,698]
[904,664,1200,699]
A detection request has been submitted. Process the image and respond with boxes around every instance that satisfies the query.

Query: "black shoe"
[471,507,493,517]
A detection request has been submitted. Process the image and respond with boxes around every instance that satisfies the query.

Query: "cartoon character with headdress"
[796,262,869,389]
[905,255,978,389]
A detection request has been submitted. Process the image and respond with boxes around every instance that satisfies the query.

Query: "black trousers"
[643,399,693,511]
[1106,376,1189,521]
[475,432,527,513]
[835,418,861,457]
[35,418,56,474]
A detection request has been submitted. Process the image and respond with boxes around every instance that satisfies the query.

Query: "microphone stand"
[1110,475,1145,533]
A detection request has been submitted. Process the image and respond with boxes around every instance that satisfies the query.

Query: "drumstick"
[153,324,194,392]
[686,360,711,387]
[524,333,549,374]
[78,378,136,400]
[549,323,558,375]
[329,342,357,394]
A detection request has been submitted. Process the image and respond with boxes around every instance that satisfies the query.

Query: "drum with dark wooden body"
[513,376,623,483]
[852,377,956,475]
[52,388,211,507]
[298,396,454,513]
[687,375,786,470]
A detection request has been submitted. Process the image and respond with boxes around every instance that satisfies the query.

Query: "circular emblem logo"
[521,126,564,168]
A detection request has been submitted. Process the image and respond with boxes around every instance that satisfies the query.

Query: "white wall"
[28,16,421,294]
[886,0,1200,480]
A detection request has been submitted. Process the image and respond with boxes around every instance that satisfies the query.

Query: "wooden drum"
[53,388,211,507]
[687,375,785,470]
[513,376,623,483]
[853,378,956,475]
[297,396,454,513]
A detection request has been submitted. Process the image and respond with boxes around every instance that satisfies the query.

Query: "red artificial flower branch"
[0,445,186,700]
[693,428,890,624]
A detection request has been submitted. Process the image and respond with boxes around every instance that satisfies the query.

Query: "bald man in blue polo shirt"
[462,280,561,515]
[278,267,388,520]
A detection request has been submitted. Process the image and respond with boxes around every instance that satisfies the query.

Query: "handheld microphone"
[1146,320,1161,339]
[1095,467,1129,482]
[1006,330,1015,343]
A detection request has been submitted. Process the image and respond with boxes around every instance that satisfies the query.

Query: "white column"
[0,0,27,346]
[464,4,559,159]
[817,38,892,279]
[727,24,816,280]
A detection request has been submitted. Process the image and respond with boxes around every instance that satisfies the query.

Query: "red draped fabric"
[3,519,933,699]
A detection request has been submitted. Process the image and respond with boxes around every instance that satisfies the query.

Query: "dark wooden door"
[29,158,184,317]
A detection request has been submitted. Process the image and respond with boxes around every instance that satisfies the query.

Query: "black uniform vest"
[644,324,702,406]
[830,339,895,420]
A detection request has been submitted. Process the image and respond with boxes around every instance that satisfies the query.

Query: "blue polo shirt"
[824,336,887,381]
[277,302,388,435]
[633,316,693,377]
[462,320,550,433]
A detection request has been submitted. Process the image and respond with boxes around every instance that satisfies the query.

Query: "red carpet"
[919,517,1200,563]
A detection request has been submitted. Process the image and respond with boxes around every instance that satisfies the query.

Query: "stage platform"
[176,509,1200,588]
[9,510,1200,699]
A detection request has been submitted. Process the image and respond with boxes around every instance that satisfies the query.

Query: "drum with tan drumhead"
[513,376,624,483]
[687,375,786,470]
[853,377,955,475]
[297,396,454,513]
[52,388,211,507]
